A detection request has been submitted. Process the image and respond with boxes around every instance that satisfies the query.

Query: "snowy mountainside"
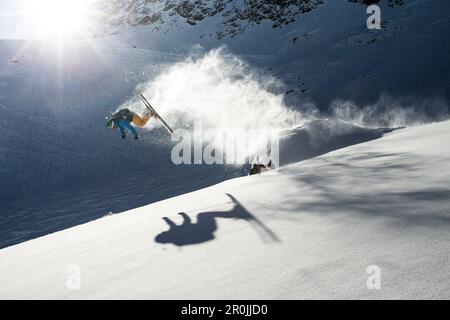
[91,0,450,111]
[0,40,248,249]
[0,30,402,249]
[1,0,449,251]
[277,119,394,166]
[0,120,448,299]
[89,0,405,39]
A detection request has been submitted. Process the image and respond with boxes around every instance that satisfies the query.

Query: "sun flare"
[28,0,94,37]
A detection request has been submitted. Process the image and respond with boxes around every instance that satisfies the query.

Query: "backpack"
[112,108,134,121]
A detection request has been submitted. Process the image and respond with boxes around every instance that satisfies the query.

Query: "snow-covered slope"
[0,38,392,249]
[1,0,449,260]
[0,120,448,299]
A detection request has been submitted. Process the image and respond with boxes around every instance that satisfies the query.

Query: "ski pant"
[132,111,152,127]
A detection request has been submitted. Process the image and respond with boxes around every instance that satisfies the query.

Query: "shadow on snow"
[155,193,280,246]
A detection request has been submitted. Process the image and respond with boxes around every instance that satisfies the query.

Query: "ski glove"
[134,136,139,140]
[122,134,126,139]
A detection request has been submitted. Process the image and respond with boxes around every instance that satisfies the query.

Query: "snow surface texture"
[0,120,449,299]
[0,40,392,249]
[0,0,449,297]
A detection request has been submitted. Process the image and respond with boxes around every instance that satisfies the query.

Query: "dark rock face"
[91,0,407,38]
[348,0,404,6]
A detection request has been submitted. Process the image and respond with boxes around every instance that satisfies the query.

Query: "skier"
[106,108,154,140]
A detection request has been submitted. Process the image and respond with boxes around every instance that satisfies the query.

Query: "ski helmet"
[106,118,115,129]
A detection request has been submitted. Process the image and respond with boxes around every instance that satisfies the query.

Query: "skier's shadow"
[155,193,280,246]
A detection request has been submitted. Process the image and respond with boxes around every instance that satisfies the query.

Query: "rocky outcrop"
[89,0,406,38]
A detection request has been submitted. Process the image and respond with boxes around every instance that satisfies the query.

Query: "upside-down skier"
[106,108,155,140]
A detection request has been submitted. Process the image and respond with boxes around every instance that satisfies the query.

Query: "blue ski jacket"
[111,108,138,138]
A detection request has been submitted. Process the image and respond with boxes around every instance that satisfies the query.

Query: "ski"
[137,93,174,134]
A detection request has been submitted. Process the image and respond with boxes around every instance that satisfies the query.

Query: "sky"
[0,0,94,38]
[0,0,32,38]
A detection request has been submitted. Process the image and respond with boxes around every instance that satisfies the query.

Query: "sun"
[28,0,94,37]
